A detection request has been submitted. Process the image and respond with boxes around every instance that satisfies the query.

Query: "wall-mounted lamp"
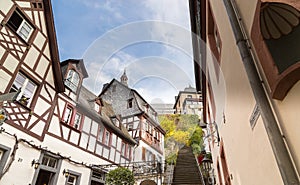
[0,108,8,126]
[63,169,70,178]
[202,156,213,172]
[204,122,220,146]
[31,159,40,169]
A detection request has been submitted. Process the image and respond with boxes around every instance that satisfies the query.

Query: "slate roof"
[77,86,136,145]
[61,59,89,78]
[99,79,166,135]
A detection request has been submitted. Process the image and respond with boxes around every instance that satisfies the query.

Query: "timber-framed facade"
[0,1,145,185]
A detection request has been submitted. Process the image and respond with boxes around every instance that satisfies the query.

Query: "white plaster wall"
[2,54,18,74]
[15,1,30,8]
[274,81,300,174]
[0,1,13,15]
[0,124,42,185]
[0,69,11,93]
[24,46,39,69]
[208,0,284,184]
[35,55,49,78]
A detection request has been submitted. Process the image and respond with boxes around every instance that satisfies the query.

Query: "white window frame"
[65,171,81,185]
[8,10,34,41]
[121,142,126,156]
[73,113,81,129]
[89,170,105,184]
[17,19,33,41]
[65,69,80,93]
[63,106,73,125]
[97,126,103,142]
[0,145,11,174]
[104,130,110,146]
[41,154,58,168]
[11,72,37,106]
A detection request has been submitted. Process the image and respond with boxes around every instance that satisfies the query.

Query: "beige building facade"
[190,0,300,185]
[174,86,203,118]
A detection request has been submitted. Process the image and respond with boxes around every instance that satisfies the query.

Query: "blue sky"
[52,0,195,104]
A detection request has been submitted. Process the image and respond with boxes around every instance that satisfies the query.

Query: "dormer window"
[127,98,133,108]
[94,102,100,113]
[65,69,80,93]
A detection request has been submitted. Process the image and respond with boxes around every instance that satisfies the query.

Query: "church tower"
[120,69,128,86]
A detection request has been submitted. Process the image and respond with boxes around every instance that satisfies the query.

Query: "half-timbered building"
[0,1,136,185]
[99,72,166,184]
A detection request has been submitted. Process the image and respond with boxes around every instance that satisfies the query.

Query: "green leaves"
[160,114,203,163]
[105,167,135,185]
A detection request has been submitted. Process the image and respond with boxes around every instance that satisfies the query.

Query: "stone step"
[172,146,203,185]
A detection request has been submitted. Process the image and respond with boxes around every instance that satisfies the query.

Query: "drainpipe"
[222,0,300,184]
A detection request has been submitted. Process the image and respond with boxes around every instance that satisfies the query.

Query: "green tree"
[105,167,134,185]
[188,126,203,155]
[160,114,202,163]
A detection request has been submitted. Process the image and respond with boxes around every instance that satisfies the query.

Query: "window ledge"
[15,101,32,112]
[60,121,81,132]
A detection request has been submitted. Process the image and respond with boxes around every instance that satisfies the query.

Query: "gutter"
[223,0,299,184]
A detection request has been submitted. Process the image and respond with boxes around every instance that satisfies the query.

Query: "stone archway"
[140,179,156,185]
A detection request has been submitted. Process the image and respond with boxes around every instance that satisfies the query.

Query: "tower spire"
[120,69,128,86]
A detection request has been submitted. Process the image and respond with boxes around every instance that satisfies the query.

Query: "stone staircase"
[172,145,203,185]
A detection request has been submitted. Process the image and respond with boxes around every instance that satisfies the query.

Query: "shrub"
[105,167,134,185]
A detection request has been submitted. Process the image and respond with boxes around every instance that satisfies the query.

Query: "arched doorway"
[140,179,156,185]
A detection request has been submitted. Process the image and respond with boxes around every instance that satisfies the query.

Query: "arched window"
[251,1,300,100]
[65,69,80,92]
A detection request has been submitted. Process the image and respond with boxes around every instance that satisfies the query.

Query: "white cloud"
[142,0,190,28]
[80,1,195,101]
[83,51,137,94]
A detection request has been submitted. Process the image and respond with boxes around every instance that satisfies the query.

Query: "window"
[207,1,222,62]
[250,2,300,100]
[127,145,131,159]
[127,98,133,108]
[66,174,77,185]
[7,9,34,41]
[90,170,105,185]
[32,153,62,185]
[121,142,126,156]
[41,155,58,168]
[73,113,81,129]
[128,123,133,131]
[10,72,37,106]
[65,171,81,185]
[97,127,103,142]
[0,145,11,174]
[94,103,100,113]
[104,131,110,146]
[32,2,43,9]
[65,70,80,93]
[154,131,158,139]
[63,106,73,125]
[112,118,120,127]
[144,122,148,132]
